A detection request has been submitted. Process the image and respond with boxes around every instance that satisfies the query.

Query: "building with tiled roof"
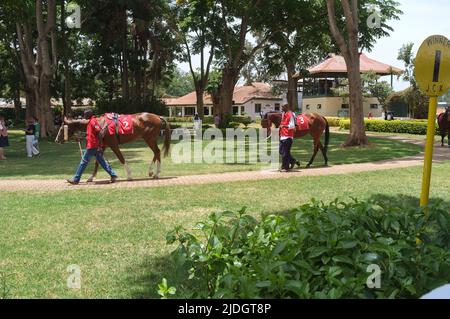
[163,82,285,119]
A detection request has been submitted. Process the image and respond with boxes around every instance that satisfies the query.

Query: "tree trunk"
[25,89,37,119]
[61,0,72,116]
[286,63,299,112]
[217,67,238,128]
[38,75,54,137]
[195,86,205,118]
[326,0,368,147]
[13,88,22,122]
[346,62,368,146]
[121,9,129,102]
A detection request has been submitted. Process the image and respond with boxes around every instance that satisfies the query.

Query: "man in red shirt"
[279,104,298,172]
[67,109,117,184]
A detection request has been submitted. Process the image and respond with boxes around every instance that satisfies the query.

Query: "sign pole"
[419,96,438,208]
[414,35,450,209]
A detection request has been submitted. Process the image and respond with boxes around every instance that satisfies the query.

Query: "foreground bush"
[339,119,440,135]
[161,199,450,299]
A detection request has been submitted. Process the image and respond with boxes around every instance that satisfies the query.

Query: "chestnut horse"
[55,112,171,181]
[437,108,450,147]
[261,112,330,167]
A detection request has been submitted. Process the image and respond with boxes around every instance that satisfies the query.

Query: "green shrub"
[228,121,241,129]
[326,117,345,127]
[162,199,450,299]
[231,115,252,124]
[339,119,440,135]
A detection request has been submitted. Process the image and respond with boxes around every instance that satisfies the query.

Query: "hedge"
[167,115,253,125]
[161,198,450,299]
[339,119,440,135]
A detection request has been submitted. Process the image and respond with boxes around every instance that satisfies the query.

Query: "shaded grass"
[0,129,422,180]
[1,161,450,298]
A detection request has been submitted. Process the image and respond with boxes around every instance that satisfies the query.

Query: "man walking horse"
[56,110,171,184]
[262,105,330,169]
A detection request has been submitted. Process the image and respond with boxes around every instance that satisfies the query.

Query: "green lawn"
[0,129,422,180]
[1,161,450,298]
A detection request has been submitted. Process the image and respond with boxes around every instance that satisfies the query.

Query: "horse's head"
[54,117,85,144]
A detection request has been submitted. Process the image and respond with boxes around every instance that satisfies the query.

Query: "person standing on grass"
[193,113,201,131]
[279,104,298,172]
[33,116,40,151]
[0,116,9,160]
[66,109,118,185]
[25,117,39,158]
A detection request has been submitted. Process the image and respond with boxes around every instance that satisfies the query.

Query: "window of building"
[232,106,239,115]
[370,104,379,109]
[184,107,196,116]
[255,103,262,113]
[274,103,280,111]
[241,106,245,114]
[204,107,210,116]
[306,104,310,110]
[341,104,349,109]
[317,104,322,109]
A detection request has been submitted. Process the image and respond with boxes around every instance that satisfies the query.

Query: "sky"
[178,0,450,92]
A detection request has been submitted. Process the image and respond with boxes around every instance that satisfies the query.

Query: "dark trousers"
[279,138,295,170]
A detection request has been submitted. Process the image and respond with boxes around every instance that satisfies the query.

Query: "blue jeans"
[72,148,117,182]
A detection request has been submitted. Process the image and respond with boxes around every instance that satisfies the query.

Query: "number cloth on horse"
[102,113,134,136]
[296,114,310,131]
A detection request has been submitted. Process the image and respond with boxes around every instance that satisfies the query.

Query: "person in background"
[33,116,40,151]
[193,113,201,131]
[25,117,39,158]
[0,115,9,160]
[214,114,221,128]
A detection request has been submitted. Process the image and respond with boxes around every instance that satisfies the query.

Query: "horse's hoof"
[153,175,159,180]
[306,164,311,169]
[127,177,133,181]
[149,172,153,177]
[86,178,93,183]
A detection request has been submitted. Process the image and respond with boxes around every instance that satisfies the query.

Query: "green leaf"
[255,281,271,288]
[332,255,354,265]
[341,240,358,249]
[271,241,287,258]
[307,247,328,258]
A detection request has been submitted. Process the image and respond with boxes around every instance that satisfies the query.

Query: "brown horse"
[437,108,450,147]
[55,112,171,181]
[261,112,330,167]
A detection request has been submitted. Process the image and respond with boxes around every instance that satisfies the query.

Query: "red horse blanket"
[296,114,309,131]
[103,113,134,135]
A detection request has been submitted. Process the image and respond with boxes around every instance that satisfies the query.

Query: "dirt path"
[1,137,449,192]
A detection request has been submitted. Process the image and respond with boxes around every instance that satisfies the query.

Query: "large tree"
[170,0,219,119]
[209,0,277,127]
[261,0,333,111]
[16,0,58,137]
[326,0,401,146]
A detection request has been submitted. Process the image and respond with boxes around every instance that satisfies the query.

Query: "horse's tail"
[323,116,330,154]
[161,117,171,157]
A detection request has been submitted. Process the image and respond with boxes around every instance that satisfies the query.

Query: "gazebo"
[298,53,403,118]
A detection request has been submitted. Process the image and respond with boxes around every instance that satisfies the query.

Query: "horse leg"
[306,142,320,168]
[318,142,328,166]
[109,143,132,181]
[448,130,450,147]
[145,138,161,179]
